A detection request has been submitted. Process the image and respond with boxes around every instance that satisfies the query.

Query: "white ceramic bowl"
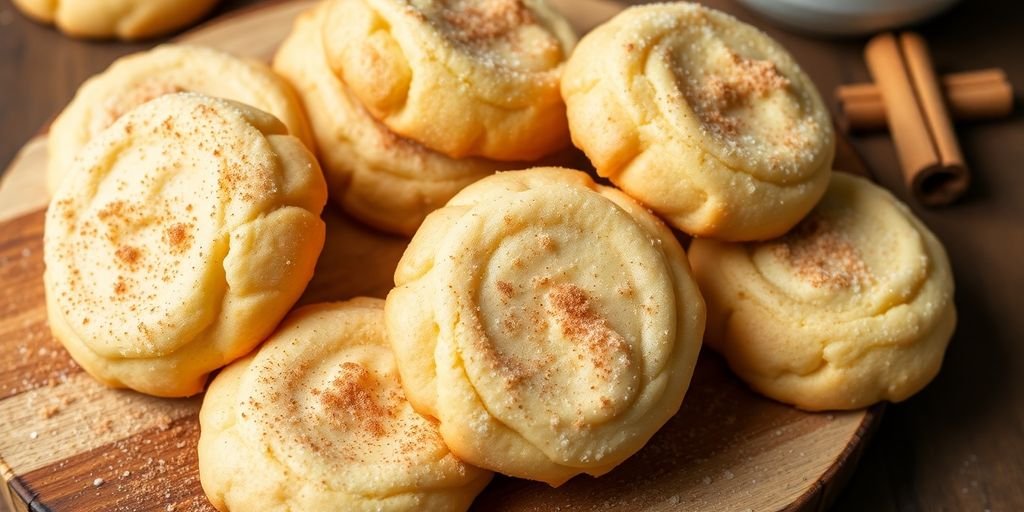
[737,0,960,36]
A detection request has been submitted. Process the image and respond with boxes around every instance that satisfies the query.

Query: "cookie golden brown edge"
[273,5,528,236]
[199,298,492,511]
[386,167,705,485]
[562,2,834,241]
[47,44,314,195]
[321,0,577,161]
[689,172,956,410]
[44,93,327,397]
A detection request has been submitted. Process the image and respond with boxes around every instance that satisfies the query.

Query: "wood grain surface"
[0,2,883,510]
[0,204,879,512]
[0,1,882,511]
[1,0,1022,511]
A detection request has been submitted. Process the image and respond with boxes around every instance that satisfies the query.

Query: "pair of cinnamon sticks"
[836,32,1017,206]
[838,68,1013,132]
[857,33,973,206]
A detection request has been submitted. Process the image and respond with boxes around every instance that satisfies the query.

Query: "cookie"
[385,167,705,485]
[274,6,524,236]
[562,3,834,241]
[321,0,576,161]
[44,93,327,397]
[199,298,492,512]
[12,0,218,40]
[48,44,314,195]
[689,173,956,410]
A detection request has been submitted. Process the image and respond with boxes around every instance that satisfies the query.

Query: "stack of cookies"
[40,1,957,511]
[273,0,578,235]
[560,3,955,412]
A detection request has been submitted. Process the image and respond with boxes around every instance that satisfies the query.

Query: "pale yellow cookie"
[44,93,327,397]
[321,0,576,161]
[48,44,314,195]
[12,0,217,40]
[689,173,956,411]
[199,298,492,512]
[274,6,524,236]
[562,3,834,241]
[386,167,705,485]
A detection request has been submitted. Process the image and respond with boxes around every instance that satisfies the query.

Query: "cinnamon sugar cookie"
[689,173,956,410]
[48,44,314,195]
[562,3,834,241]
[199,298,492,511]
[44,93,327,397]
[321,0,576,161]
[274,6,524,236]
[386,167,705,485]
[12,0,217,40]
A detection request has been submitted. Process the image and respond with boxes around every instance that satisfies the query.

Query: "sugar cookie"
[689,173,956,410]
[274,6,523,236]
[12,0,217,40]
[386,167,705,485]
[199,298,492,511]
[321,0,576,161]
[44,93,327,397]
[48,44,314,195]
[562,3,834,241]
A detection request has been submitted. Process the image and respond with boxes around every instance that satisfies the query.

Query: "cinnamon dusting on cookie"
[772,215,872,289]
[550,284,605,344]
[691,50,790,137]
[537,233,555,251]
[96,200,130,223]
[496,280,515,299]
[321,362,397,438]
[501,313,522,335]
[248,340,456,472]
[113,277,128,296]
[441,0,535,43]
[163,223,193,253]
[548,283,630,379]
[96,81,186,133]
[114,245,141,269]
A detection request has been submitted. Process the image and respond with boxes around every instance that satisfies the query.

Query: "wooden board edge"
[0,2,883,510]
[3,454,40,512]
[0,203,884,512]
[786,404,885,511]
[0,137,49,223]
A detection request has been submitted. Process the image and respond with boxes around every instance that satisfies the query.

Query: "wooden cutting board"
[0,1,881,511]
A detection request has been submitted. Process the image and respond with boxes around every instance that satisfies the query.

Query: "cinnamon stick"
[864,32,969,206]
[900,32,970,206]
[837,69,1013,131]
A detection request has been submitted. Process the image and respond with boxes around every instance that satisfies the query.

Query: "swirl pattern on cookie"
[562,3,834,241]
[275,6,525,236]
[689,173,956,410]
[199,298,492,511]
[11,0,218,40]
[321,0,577,161]
[44,93,327,397]
[386,168,705,485]
[48,44,314,195]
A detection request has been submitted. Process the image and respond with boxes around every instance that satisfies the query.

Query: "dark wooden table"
[2,0,1022,510]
